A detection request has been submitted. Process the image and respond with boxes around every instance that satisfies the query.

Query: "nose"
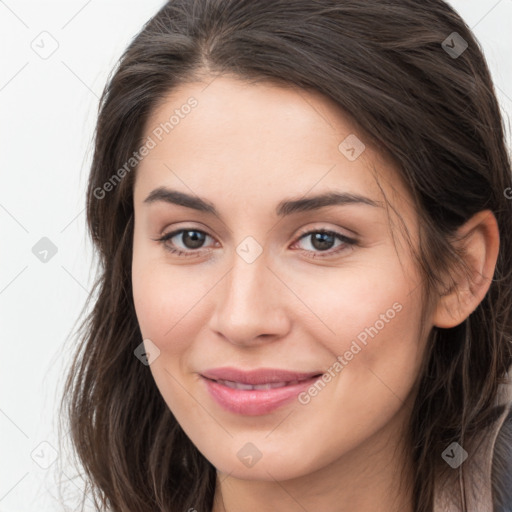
[208,248,291,347]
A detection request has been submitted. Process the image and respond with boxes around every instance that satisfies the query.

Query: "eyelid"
[294,224,358,242]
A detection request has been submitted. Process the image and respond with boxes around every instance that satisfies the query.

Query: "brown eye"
[155,229,214,256]
[176,230,207,249]
[308,232,336,251]
[293,229,357,258]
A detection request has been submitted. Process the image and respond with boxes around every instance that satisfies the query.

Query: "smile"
[215,379,305,390]
[200,368,323,415]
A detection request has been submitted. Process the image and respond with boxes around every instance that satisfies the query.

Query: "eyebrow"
[143,187,382,216]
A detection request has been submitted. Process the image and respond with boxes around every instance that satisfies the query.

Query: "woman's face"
[132,75,429,481]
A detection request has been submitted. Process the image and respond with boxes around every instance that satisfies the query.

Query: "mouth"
[200,367,323,415]
[208,378,317,391]
[201,367,323,385]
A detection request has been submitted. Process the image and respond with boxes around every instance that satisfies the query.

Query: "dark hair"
[60,1,512,511]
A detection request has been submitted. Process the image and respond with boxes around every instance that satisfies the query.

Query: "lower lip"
[201,375,321,416]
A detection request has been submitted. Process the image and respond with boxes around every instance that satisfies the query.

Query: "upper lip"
[201,367,323,385]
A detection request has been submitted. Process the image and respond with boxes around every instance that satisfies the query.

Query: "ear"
[432,210,500,329]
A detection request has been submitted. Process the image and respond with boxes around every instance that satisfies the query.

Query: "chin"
[206,443,325,482]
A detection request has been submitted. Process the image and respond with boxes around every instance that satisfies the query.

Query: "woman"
[60,1,512,510]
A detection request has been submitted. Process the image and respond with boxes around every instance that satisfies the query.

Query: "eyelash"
[153,228,357,259]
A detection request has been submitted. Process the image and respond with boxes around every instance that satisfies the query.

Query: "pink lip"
[200,367,323,416]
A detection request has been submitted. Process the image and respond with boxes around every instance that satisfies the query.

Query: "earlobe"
[432,210,500,329]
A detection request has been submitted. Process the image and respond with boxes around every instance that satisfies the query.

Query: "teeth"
[218,379,290,390]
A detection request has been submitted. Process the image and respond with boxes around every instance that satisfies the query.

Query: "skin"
[131,75,499,512]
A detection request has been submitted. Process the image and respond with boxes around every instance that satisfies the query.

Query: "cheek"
[131,255,214,356]
[131,262,204,408]
[298,256,418,339]
[132,258,166,341]
[299,255,425,399]
[341,305,423,425]
[132,271,181,345]
[282,270,425,470]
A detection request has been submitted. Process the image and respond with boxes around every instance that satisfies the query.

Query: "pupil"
[183,230,205,249]
[312,232,334,251]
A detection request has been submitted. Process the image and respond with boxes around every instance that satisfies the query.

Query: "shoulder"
[492,405,512,512]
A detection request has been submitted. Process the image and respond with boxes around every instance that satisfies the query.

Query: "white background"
[1,1,511,510]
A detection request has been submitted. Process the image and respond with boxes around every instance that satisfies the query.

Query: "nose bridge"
[211,240,289,345]
[227,248,267,313]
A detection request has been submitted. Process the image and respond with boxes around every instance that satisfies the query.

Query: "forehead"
[133,75,404,210]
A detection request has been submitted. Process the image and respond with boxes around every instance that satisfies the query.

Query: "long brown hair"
[59,1,512,510]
